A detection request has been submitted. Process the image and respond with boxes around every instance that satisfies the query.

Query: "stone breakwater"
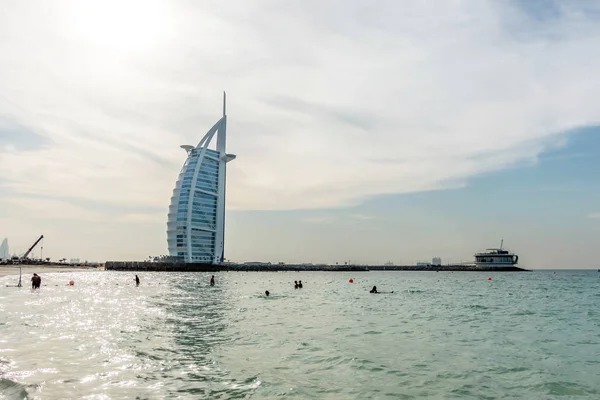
[105,261,529,272]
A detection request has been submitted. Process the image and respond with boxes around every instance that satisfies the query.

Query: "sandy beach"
[0,264,101,278]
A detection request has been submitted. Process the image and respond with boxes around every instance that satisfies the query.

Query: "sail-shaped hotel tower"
[167,93,236,263]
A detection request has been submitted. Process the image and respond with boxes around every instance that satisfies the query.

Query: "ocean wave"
[0,378,29,400]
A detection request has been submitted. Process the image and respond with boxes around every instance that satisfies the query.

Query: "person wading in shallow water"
[135,275,140,286]
[210,275,215,286]
[265,290,270,296]
[31,273,41,290]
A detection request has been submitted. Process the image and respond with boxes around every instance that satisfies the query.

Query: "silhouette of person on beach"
[210,275,215,286]
[31,273,41,289]
[298,280,303,289]
[294,281,298,289]
[370,286,378,293]
[135,275,140,286]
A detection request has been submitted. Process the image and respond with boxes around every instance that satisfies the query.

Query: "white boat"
[474,240,519,268]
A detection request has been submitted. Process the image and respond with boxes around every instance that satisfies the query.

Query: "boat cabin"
[474,248,518,265]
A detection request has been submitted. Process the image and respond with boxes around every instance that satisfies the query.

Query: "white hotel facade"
[166,93,236,263]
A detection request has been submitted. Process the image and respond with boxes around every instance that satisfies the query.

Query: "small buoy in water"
[488,277,492,281]
[69,281,75,286]
[349,278,354,283]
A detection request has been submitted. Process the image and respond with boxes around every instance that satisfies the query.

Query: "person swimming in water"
[210,275,215,286]
[31,273,41,289]
[135,275,140,286]
[265,290,270,296]
[370,286,378,293]
[294,281,298,289]
[298,280,303,289]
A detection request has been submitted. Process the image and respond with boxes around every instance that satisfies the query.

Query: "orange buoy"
[69,280,74,286]
[488,277,492,281]
[349,278,354,283]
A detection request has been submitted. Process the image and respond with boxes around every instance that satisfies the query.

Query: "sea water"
[1,270,599,399]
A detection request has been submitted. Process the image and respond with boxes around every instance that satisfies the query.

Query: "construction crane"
[20,235,44,261]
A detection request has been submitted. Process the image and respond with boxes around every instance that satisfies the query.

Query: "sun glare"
[68,0,170,54]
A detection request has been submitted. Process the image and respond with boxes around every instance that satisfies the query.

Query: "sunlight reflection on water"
[0,270,599,399]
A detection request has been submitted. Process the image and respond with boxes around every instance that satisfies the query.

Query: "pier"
[105,261,529,272]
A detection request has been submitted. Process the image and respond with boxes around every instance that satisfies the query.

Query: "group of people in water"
[265,281,388,296]
[265,280,304,296]
[28,273,388,297]
[134,274,385,297]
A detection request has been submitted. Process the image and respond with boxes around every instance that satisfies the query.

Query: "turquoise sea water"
[1,270,599,399]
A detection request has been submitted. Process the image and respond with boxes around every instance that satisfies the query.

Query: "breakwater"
[105,261,528,272]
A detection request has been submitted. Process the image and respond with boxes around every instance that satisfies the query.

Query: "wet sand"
[0,265,101,278]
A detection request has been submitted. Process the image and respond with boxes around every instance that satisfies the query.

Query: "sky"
[0,0,599,268]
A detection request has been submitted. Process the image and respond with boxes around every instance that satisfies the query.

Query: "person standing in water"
[31,273,41,289]
[265,290,270,296]
[210,275,215,286]
[135,275,140,286]
[370,286,378,293]
[294,281,298,289]
[298,280,303,289]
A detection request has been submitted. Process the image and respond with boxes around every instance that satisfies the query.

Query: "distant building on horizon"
[166,93,236,263]
[0,238,8,260]
[432,257,442,266]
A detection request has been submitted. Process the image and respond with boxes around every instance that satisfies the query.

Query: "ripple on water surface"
[1,270,600,398]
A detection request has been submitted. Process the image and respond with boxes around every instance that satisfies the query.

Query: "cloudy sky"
[1,0,599,268]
